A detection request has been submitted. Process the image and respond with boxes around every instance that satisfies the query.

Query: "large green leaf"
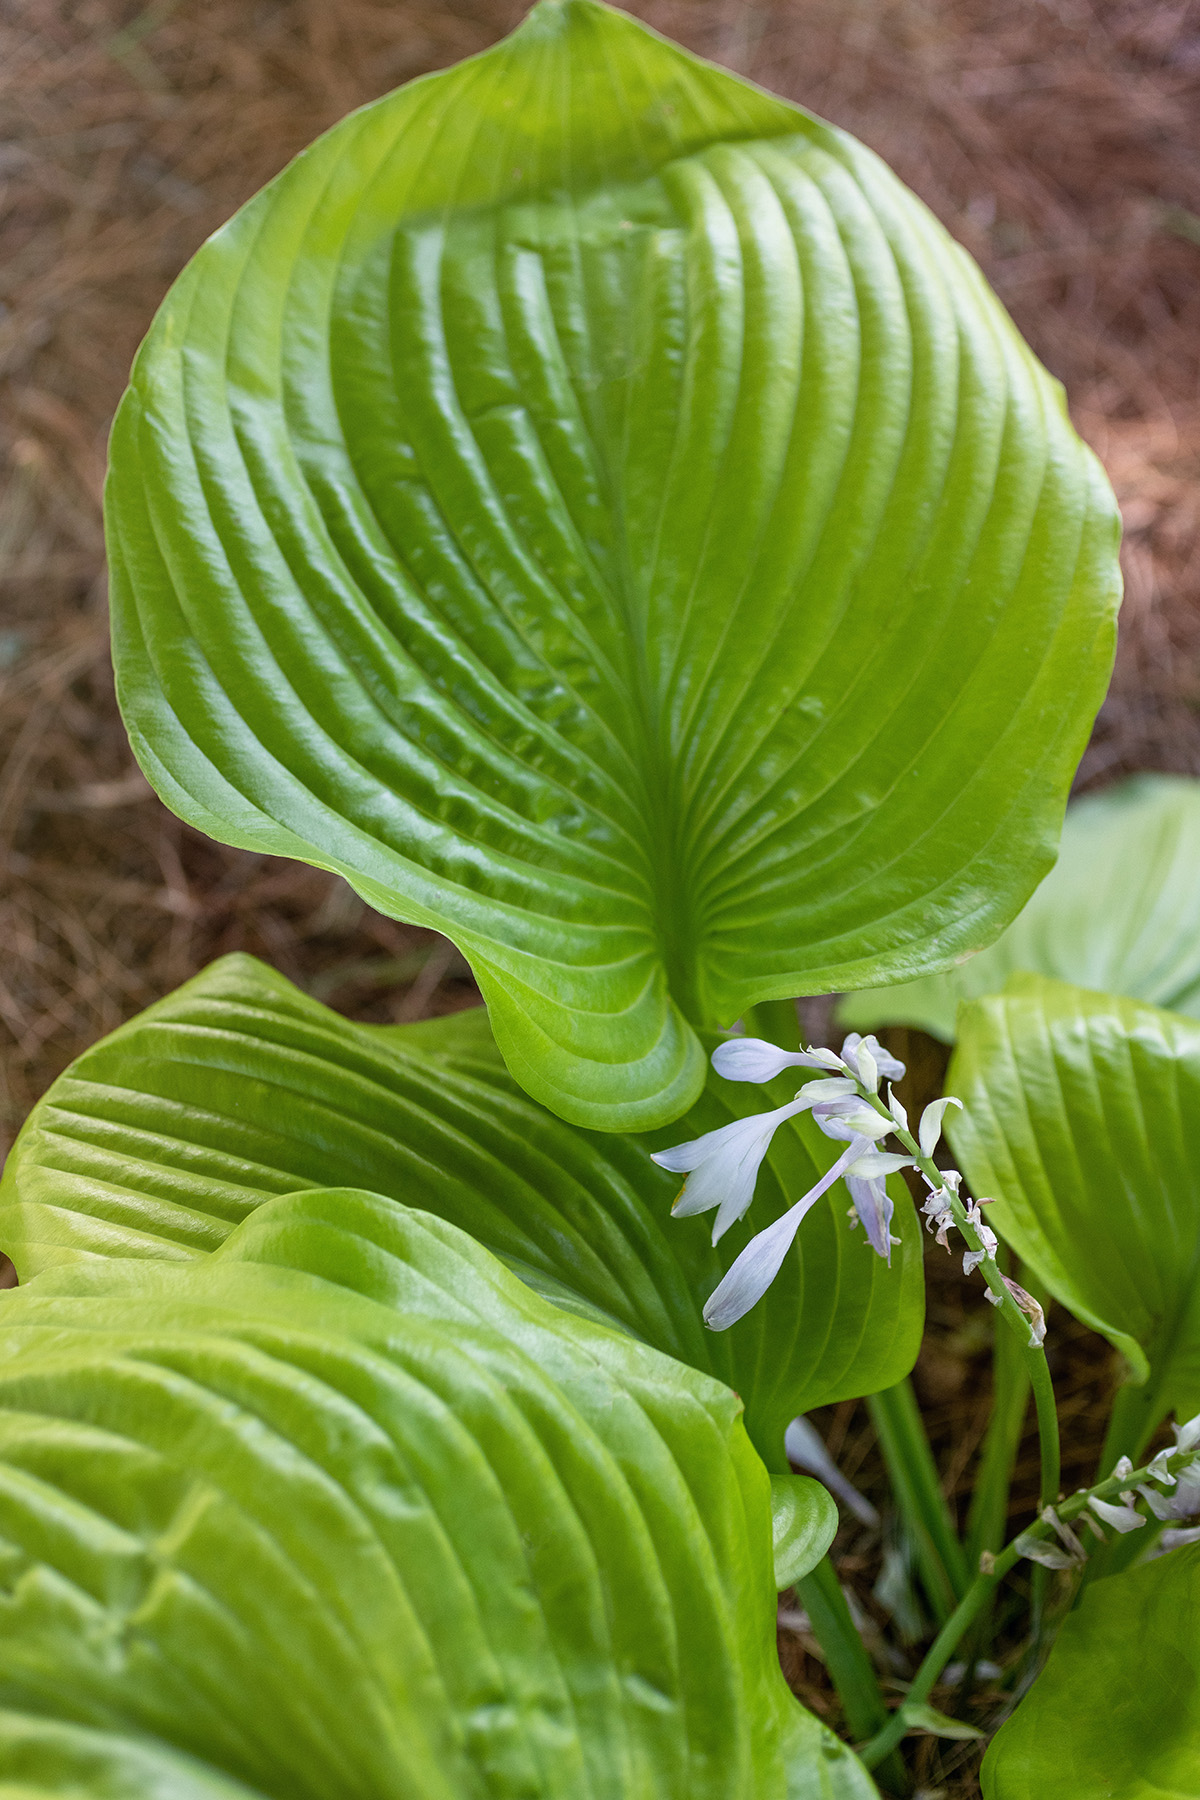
[0,1186,874,1798]
[840,775,1200,1041]
[104,0,1121,1132]
[948,974,1200,1430]
[0,953,922,1465]
[982,1543,1200,1799]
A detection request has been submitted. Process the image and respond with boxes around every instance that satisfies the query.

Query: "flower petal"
[846,1148,916,1178]
[785,1417,880,1526]
[1162,1524,1200,1550]
[711,1038,831,1083]
[812,1099,894,1142]
[845,1173,896,1261]
[1175,1412,1200,1454]
[703,1138,868,1329]
[918,1095,963,1159]
[856,1042,880,1093]
[1088,1496,1145,1533]
[655,1100,808,1232]
[797,1077,858,1102]
[841,1032,906,1083]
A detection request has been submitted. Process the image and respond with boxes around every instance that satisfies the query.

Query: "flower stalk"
[857,1431,1200,1770]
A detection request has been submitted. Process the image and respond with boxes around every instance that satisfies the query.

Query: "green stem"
[965,1283,1030,1567]
[858,1557,1018,1769]
[794,1558,911,1794]
[1023,1343,1060,1510]
[868,1379,969,1622]
[858,1437,1200,1770]
[794,1557,888,1741]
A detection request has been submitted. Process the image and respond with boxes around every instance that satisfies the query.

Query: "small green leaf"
[0,1188,834,1799]
[899,1702,985,1743]
[770,1475,838,1589]
[948,974,1200,1412]
[0,953,922,1466]
[982,1543,1200,1798]
[105,0,1120,1130]
[781,1705,881,1800]
[840,775,1200,1041]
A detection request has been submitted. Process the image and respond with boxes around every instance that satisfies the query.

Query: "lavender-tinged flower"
[663,1030,921,1327]
[1161,1524,1200,1550]
[702,1136,874,1329]
[710,1038,843,1084]
[845,1172,900,1261]
[1137,1463,1200,1521]
[652,1098,814,1244]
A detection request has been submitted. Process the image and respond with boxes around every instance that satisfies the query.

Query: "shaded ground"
[2,2,1198,1791]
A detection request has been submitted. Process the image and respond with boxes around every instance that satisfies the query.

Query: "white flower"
[1161,1524,1200,1550]
[1088,1496,1145,1534]
[711,1037,841,1084]
[1174,1412,1200,1455]
[1139,1465,1200,1521]
[918,1095,963,1158]
[840,1032,905,1089]
[811,1097,897,1143]
[1136,1484,1178,1521]
[652,1098,813,1244]
[703,1136,875,1329]
[1148,1448,1178,1486]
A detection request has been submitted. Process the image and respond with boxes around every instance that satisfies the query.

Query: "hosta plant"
[3,0,1170,1794]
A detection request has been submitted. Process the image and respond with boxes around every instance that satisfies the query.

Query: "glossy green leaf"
[0,953,922,1466]
[948,974,1200,1422]
[839,775,1200,1041]
[0,1186,862,1798]
[770,1475,839,1589]
[0,1715,271,1800]
[982,1543,1200,1798]
[105,0,1120,1131]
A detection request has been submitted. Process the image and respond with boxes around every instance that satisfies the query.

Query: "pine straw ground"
[1,0,1199,1791]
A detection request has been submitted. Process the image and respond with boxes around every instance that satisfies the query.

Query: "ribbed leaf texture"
[982,1544,1200,1799]
[841,775,1200,1041]
[105,0,1121,1131]
[0,1190,874,1798]
[948,974,1200,1422]
[0,955,922,1466]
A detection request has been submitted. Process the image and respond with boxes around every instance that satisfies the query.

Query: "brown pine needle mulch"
[2,3,1198,1792]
